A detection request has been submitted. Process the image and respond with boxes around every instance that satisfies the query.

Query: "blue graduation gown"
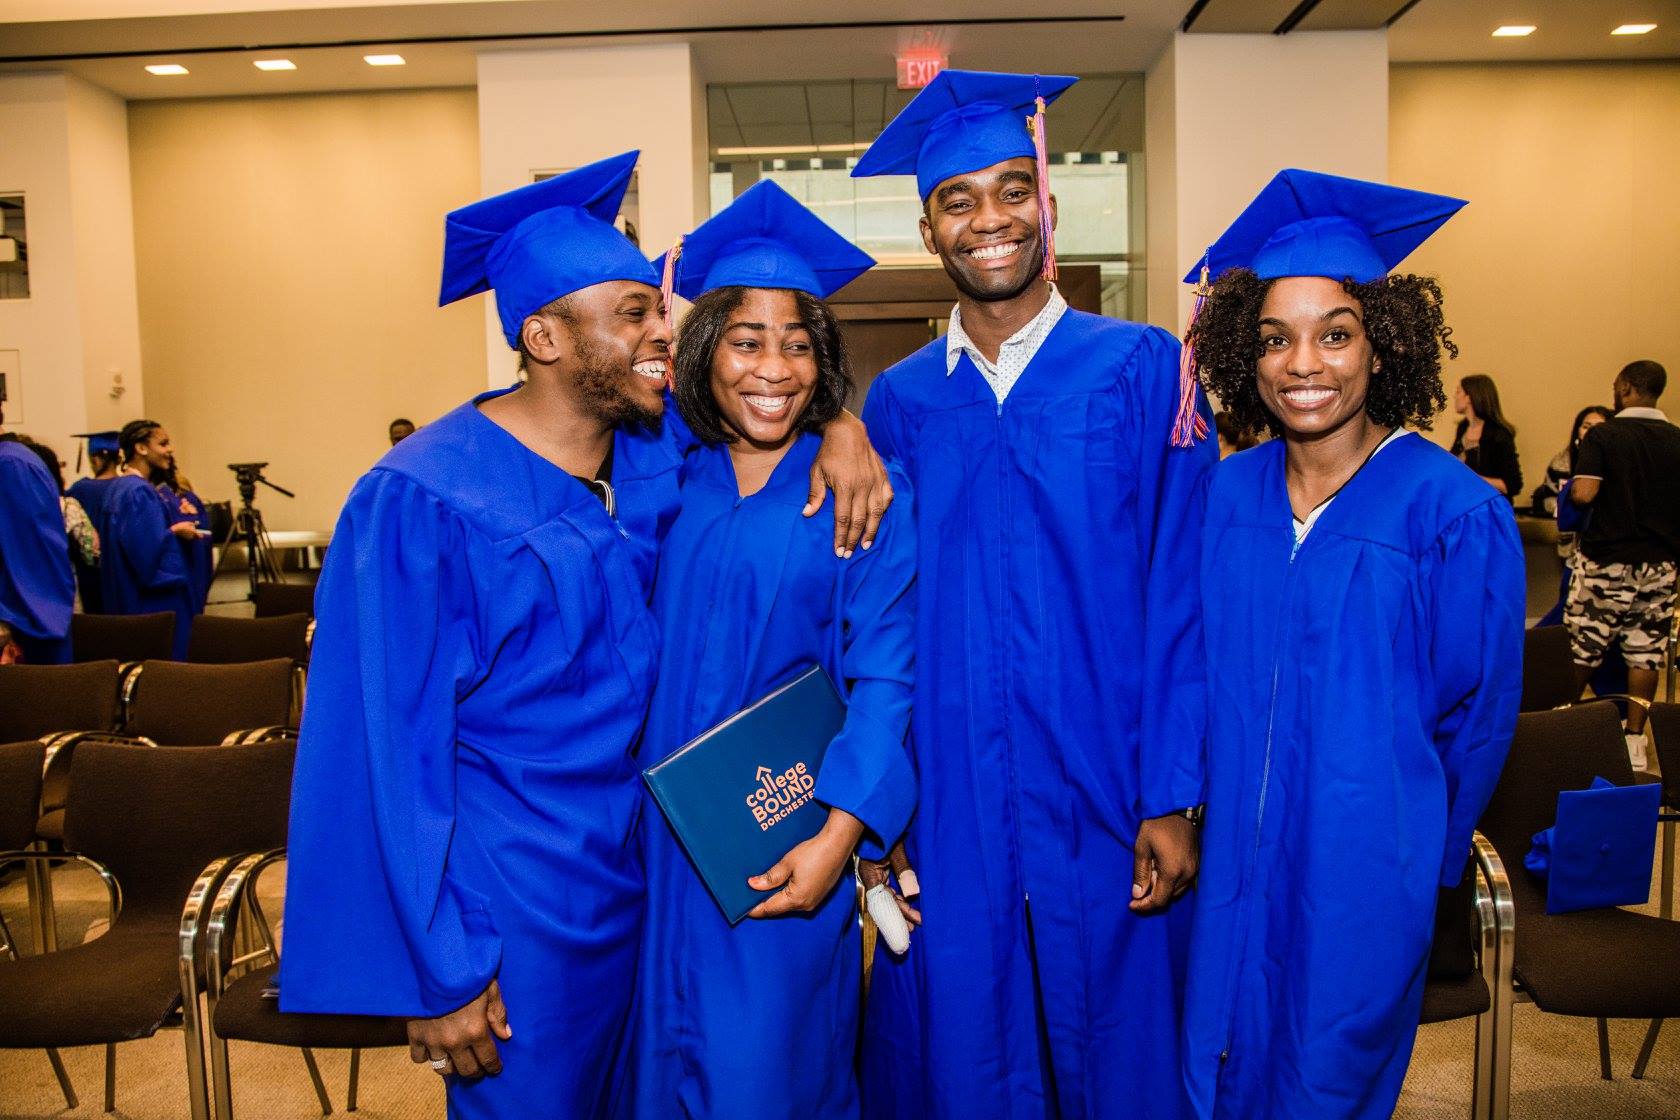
[157,482,215,613]
[280,389,664,1119]
[1182,435,1523,1120]
[67,477,115,612]
[0,441,75,663]
[859,310,1216,1119]
[97,474,194,659]
[626,434,916,1120]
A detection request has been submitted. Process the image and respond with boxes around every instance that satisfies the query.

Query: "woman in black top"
[1451,373,1522,499]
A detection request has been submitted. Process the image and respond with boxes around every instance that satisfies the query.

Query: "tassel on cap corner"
[1171,259,1212,449]
[1028,85,1058,284]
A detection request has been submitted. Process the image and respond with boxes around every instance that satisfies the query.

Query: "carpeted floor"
[2,855,1675,1120]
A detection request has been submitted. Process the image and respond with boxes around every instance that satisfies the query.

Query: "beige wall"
[129,87,484,531]
[1391,61,1680,485]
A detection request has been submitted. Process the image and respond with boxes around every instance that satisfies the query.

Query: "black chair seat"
[1420,972,1492,1025]
[1508,873,1680,1018]
[0,926,181,1048]
[214,964,408,1049]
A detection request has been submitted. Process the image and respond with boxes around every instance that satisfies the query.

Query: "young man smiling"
[852,72,1216,1120]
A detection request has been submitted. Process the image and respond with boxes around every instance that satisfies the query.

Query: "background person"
[388,416,416,445]
[1564,359,1680,771]
[19,437,101,611]
[1450,373,1522,499]
[0,425,76,663]
[98,419,197,658]
[1534,405,1614,627]
[626,181,914,1120]
[1182,169,1524,1120]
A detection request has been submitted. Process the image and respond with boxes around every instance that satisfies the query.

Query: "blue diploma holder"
[642,666,846,924]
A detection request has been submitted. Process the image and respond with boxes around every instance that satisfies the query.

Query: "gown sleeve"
[1130,328,1217,819]
[1429,499,1525,886]
[289,470,502,1015]
[0,450,75,643]
[860,376,908,465]
[814,468,917,860]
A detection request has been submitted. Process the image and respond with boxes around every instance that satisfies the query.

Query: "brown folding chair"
[0,740,294,1116]
[0,660,121,741]
[1478,701,1680,1080]
[1520,625,1580,712]
[186,614,310,665]
[0,741,80,1109]
[252,581,317,620]
[70,612,177,666]
[1419,835,1515,1120]
[183,849,408,1119]
[123,658,295,745]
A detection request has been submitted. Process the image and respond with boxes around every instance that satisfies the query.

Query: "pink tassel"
[1029,94,1057,283]
[1171,262,1212,448]
[659,236,683,390]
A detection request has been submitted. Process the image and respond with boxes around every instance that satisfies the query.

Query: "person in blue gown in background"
[850,71,1216,1120]
[626,181,915,1120]
[154,463,215,612]
[67,430,122,612]
[1179,170,1525,1120]
[280,153,891,1120]
[98,419,198,659]
[0,429,76,664]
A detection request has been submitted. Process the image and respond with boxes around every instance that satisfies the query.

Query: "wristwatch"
[1178,805,1205,827]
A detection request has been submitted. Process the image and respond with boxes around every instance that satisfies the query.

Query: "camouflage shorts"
[1564,556,1678,670]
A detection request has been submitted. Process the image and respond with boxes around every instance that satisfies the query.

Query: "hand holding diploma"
[747,808,865,918]
[858,838,922,927]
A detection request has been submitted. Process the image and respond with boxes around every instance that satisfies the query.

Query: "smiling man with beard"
[850,72,1216,1120]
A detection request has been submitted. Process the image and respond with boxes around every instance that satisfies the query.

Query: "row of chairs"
[69,610,311,668]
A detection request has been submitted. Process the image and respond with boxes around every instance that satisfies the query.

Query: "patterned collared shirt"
[944,284,1068,405]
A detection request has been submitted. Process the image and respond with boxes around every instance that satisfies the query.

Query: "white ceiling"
[0,1,1672,102]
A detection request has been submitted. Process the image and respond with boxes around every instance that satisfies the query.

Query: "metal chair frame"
[1467,832,1516,1120]
[186,847,352,1120]
[0,846,125,1111]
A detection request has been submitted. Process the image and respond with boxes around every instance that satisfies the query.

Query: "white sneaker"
[1626,731,1650,772]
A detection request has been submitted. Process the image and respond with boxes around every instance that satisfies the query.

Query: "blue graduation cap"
[654,180,874,305]
[70,430,119,473]
[439,150,660,347]
[1524,777,1660,915]
[852,69,1077,202]
[1186,168,1467,286]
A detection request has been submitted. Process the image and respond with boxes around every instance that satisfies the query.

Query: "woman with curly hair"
[1178,171,1526,1120]
[624,181,915,1119]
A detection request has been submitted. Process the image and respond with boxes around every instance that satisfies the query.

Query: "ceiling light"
[1491,25,1536,37]
[363,54,406,66]
[253,59,296,71]
[1612,24,1657,35]
[145,63,189,75]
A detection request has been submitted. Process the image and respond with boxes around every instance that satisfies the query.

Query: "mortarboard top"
[1186,168,1467,286]
[1525,776,1661,915]
[439,150,660,347]
[72,431,120,456]
[850,69,1077,201]
[654,180,875,304]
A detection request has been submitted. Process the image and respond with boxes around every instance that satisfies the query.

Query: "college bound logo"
[745,762,815,831]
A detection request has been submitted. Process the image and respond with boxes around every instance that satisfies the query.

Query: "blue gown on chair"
[281,389,667,1119]
[0,441,75,663]
[625,434,915,1119]
[1182,434,1523,1119]
[859,311,1215,1120]
[97,474,194,659]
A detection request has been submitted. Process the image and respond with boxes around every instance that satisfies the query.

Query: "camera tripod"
[215,461,295,602]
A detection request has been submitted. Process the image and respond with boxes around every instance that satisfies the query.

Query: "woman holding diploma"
[624,181,916,1119]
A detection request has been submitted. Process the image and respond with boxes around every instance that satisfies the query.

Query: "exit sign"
[897,54,947,90]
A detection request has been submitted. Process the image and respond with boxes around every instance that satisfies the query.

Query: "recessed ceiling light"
[253,59,296,71]
[1492,25,1537,37]
[363,54,406,66]
[145,63,189,75]
[1612,24,1657,35]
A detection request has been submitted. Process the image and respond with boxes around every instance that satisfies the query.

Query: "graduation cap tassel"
[659,235,684,390]
[1028,95,1058,283]
[1171,262,1212,448]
